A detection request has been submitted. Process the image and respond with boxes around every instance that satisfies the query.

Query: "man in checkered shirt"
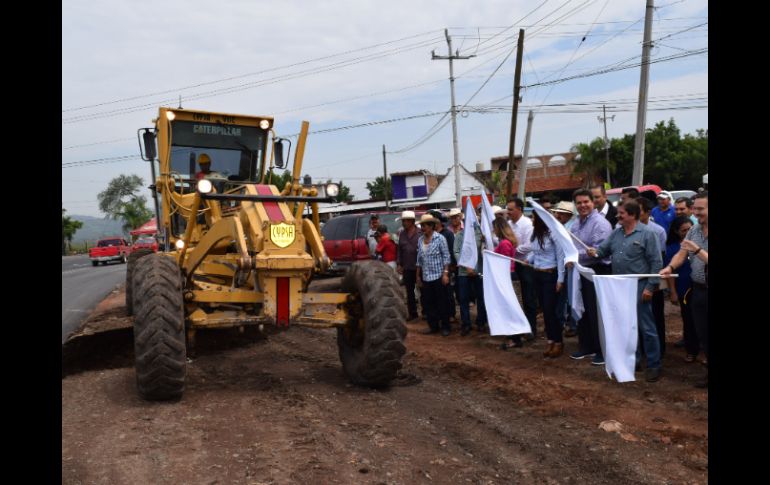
[416,213,452,336]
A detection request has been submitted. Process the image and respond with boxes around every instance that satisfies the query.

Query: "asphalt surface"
[62,255,126,343]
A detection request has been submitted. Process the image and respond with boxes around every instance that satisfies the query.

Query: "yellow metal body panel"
[148,106,339,331]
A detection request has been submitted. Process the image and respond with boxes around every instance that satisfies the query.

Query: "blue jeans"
[457,274,487,330]
[636,281,661,369]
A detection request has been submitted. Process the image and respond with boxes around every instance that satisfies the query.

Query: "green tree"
[62,208,84,255]
[366,176,392,201]
[577,119,707,189]
[265,169,294,190]
[97,174,152,233]
[571,137,613,188]
[325,179,353,203]
[117,197,153,233]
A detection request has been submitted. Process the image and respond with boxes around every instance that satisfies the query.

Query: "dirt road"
[62,282,707,484]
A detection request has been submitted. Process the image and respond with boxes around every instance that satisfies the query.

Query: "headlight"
[166,111,176,121]
[197,179,213,194]
[259,119,270,129]
[326,183,339,197]
[175,239,185,250]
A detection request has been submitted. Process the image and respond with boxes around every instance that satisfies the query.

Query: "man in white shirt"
[591,184,617,228]
[366,214,380,257]
[506,197,537,341]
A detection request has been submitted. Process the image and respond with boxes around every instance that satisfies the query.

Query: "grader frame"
[129,107,406,400]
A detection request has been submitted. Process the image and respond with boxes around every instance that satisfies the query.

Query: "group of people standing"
[361,185,708,387]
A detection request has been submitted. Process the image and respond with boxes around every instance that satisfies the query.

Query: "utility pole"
[433,28,474,207]
[517,111,534,201]
[382,144,389,209]
[632,0,654,186]
[598,104,615,187]
[505,29,525,198]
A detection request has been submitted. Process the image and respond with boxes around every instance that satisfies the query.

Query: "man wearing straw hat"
[416,212,452,336]
[396,210,422,321]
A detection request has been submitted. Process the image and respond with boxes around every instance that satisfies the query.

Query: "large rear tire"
[126,249,154,316]
[133,254,186,401]
[338,260,407,387]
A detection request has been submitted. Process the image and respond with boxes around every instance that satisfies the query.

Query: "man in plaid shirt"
[416,213,452,336]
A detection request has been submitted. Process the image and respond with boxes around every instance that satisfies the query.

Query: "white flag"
[479,191,495,248]
[482,250,531,336]
[528,197,587,320]
[526,197,578,264]
[457,198,479,270]
[593,275,639,383]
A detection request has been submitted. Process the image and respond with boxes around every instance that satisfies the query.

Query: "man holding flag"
[570,189,613,366]
[455,199,487,336]
[588,200,664,383]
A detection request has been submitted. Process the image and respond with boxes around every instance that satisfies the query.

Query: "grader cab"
[129,107,406,400]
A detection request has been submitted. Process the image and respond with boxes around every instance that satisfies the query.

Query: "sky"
[62,0,707,217]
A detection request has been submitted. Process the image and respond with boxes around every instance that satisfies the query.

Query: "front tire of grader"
[132,253,186,401]
[126,248,154,316]
[338,260,407,387]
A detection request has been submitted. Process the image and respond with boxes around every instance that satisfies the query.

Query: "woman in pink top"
[493,218,517,272]
[494,218,523,350]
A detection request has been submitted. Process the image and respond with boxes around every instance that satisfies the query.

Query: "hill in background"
[70,215,127,243]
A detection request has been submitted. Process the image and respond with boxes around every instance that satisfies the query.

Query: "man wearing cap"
[195,153,221,181]
[366,214,380,257]
[397,211,422,321]
[569,189,612,364]
[416,213,452,336]
[652,191,676,233]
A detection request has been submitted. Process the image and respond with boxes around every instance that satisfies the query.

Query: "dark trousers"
[652,289,666,356]
[514,264,538,337]
[679,290,700,356]
[422,278,450,332]
[403,269,418,318]
[458,274,487,330]
[534,271,561,343]
[577,264,611,357]
[690,285,708,361]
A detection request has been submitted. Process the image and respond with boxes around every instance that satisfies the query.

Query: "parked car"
[89,237,130,266]
[321,211,421,272]
[130,235,159,253]
[668,189,697,201]
[606,184,662,206]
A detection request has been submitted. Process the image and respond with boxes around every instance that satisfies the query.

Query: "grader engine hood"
[248,185,314,327]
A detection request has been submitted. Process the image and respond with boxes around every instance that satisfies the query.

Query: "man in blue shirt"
[588,199,664,382]
[651,191,676,233]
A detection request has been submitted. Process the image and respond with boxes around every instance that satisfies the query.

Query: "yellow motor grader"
[129,107,406,400]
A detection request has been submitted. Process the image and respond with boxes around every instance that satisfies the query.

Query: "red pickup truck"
[89,237,130,266]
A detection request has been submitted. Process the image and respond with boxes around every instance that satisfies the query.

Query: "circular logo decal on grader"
[128,108,407,400]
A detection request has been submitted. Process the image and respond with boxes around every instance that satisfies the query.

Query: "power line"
[62,29,443,113]
[523,47,707,88]
[62,36,445,124]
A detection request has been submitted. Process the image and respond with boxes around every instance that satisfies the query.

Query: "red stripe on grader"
[256,185,285,221]
[276,277,290,327]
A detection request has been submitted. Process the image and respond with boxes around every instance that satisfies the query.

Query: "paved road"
[62,255,126,343]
